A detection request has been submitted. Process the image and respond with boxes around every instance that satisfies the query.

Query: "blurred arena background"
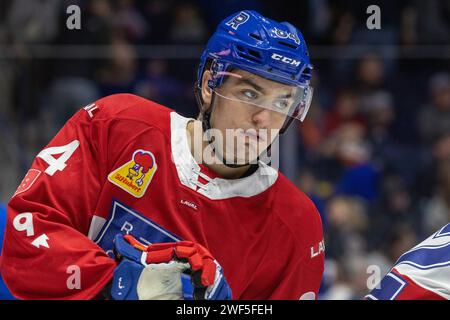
[0,0,449,299]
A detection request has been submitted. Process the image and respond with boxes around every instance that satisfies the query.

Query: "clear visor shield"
[212,68,314,122]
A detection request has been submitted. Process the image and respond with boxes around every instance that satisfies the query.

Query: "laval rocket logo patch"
[108,149,157,198]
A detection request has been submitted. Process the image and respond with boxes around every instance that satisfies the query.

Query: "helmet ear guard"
[195,58,229,122]
[206,59,232,89]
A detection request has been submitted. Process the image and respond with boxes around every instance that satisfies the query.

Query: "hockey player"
[0,10,324,300]
[366,223,450,300]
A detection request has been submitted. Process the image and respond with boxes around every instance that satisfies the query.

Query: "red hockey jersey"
[0,94,324,300]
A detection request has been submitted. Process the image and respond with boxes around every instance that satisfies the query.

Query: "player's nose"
[251,107,273,128]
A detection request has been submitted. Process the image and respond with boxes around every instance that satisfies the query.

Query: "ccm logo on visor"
[271,53,301,67]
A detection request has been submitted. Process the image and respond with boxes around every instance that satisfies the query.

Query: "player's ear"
[201,70,213,111]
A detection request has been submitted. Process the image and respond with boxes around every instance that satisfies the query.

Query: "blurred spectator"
[0,1,9,42]
[332,0,401,75]
[320,194,395,299]
[421,161,450,236]
[400,5,418,47]
[362,91,395,136]
[134,59,185,110]
[362,91,395,152]
[297,100,324,152]
[40,77,100,141]
[296,169,328,229]
[354,53,387,93]
[0,59,14,118]
[83,0,115,45]
[97,36,138,96]
[432,134,450,165]
[362,91,399,170]
[333,129,379,202]
[323,88,366,137]
[141,0,174,44]
[331,0,403,43]
[368,175,417,250]
[320,259,355,300]
[115,0,148,43]
[6,0,61,44]
[414,0,450,45]
[414,133,450,202]
[297,71,329,154]
[318,118,380,203]
[381,223,418,264]
[343,253,390,299]
[418,72,450,144]
[321,108,366,155]
[334,158,379,203]
[0,122,21,202]
[169,2,207,44]
[324,195,369,259]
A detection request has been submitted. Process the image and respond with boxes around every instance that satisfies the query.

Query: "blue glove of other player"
[110,234,232,300]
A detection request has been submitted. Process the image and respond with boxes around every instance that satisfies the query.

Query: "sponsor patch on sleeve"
[108,150,157,198]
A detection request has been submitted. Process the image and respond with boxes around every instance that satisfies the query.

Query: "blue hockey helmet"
[196,10,314,124]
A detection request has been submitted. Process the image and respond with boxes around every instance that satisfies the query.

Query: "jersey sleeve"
[366,269,446,300]
[0,98,120,299]
[269,204,325,300]
[366,224,450,300]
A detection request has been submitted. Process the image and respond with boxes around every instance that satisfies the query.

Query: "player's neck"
[186,120,250,179]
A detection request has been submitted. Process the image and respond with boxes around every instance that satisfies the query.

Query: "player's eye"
[240,89,258,100]
[273,99,290,110]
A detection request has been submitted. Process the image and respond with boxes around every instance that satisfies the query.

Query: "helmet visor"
[211,66,313,122]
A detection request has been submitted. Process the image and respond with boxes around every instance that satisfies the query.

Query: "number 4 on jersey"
[37,140,80,176]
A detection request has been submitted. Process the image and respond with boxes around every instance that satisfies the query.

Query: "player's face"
[202,69,289,165]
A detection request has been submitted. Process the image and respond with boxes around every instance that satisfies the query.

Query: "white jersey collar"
[170,112,278,200]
